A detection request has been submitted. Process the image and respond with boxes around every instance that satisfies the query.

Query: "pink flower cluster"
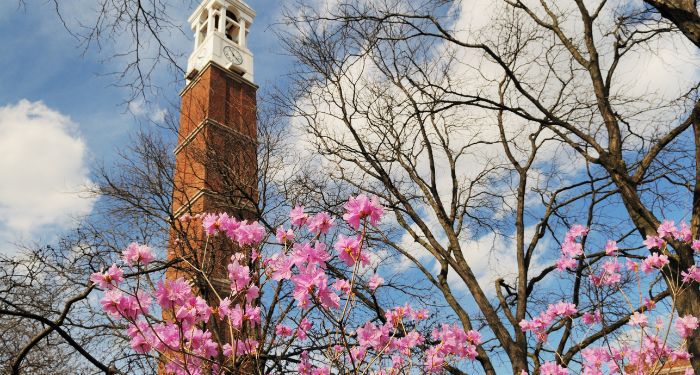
[92,203,699,374]
[590,258,622,286]
[92,239,261,374]
[342,194,383,229]
[90,263,124,290]
[424,324,481,372]
[202,212,265,246]
[540,222,698,374]
[587,335,693,374]
[93,195,486,373]
[556,225,588,271]
[122,242,155,266]
[519,302,577,342]
[643,220,696,250]
[675,315,699,338]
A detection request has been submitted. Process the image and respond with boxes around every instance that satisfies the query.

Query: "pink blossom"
[643,235,665,250]
[291,266,326,308]
[291,242,331,268]
[604,240,618,255]
[220,214,240,236]
[430,324,480,359]
[232,221,266,246]
[276,226,295,244]
[334,235,367,267]
[100,290,123,317]
[641,252,669,273]
[590,259,621,286]
[368,274,384,291]
[678,222,693,242]
[644,298,656,311]
[628,312,648,327]
[267,253,293,281]
[316,284,340,309]
[343,194,383,229]
[692,240,700,252]
[567,225,589,239]
[561,240,583,257]
[332,278,351,294]
[122,242,155,266]
[202,213,225,235]
[307,212,335,234]
[246,285,259,303]
[626,259,640,272]
[129,333,152,353]
[386,305,409,326]
[104,291,149,320]
[657,220,678,239]
[290,205,309,226]
[675,315,699,338]
[671,351,692,364]
[540,361,568,375]
[582,310,602,325]
[228,304,245,329]
[153,323,179,351]
[681,265,700,283]
[424,347,445,372]
[581,347,609,372]
[228,259,251,293]
[218,298,232,320]
[545,302,577,318]
[396,330,424,352]
[245,304,261,326]
[220,303,244,329]
[192,296,211,321]
[520,302,576,342]
[556,256,577,271]
[297,318,313,340]
[276,324,293,337]
[356,321,388,348]
[297,351,312,374]
[155,278,193,310]
[90,263,124,290]
[411,308,429,321]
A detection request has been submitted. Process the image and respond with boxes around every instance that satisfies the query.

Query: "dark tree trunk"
[645,0,700,48]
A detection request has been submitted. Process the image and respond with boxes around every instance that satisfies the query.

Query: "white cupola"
[186,0,255,83]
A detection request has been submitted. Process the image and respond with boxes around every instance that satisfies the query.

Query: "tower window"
[224,9,240,44]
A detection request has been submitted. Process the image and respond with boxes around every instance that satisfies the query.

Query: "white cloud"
[283,0,700,307]
[128,98,168,123]
[0,100,96,250]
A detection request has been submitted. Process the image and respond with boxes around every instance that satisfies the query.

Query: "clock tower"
[186,0,255,83]
[166,0,258,367]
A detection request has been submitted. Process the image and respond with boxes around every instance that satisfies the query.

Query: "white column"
[239,20,246,48]
[207,6,215,37]
[218,8,226,33]
[194,24,200,48]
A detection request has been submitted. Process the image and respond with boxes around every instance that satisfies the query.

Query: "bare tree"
[277,0,699,373]
[6,0,697,373]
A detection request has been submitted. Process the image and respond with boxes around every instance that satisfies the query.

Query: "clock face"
[223,46,243,65]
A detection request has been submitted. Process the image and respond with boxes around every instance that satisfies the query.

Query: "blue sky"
[0,0,291,252]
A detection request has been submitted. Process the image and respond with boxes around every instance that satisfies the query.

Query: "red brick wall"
[163,63,258,372]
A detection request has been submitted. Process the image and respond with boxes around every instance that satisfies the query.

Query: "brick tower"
[166,0,257,365]
[170,0,257,274]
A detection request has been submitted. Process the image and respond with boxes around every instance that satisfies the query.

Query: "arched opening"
[224,9,241,44]
[197,9,209,47]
